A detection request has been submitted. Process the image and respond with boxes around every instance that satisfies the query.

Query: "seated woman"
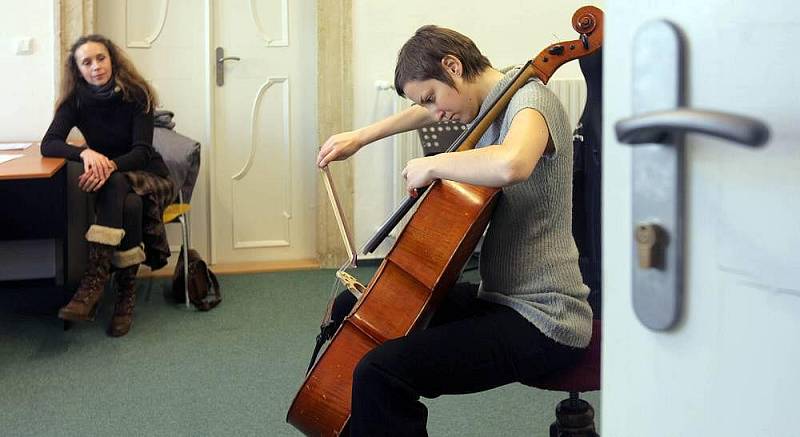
[317,25,592,435]
[41,34,175,337]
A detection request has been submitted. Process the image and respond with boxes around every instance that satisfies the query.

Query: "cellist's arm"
[317,104,436,167]
[402,108,549,191]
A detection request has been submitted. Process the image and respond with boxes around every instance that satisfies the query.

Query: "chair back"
[153,126,201,203]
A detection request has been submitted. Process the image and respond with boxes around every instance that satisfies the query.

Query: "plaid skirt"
[122,171,176,270]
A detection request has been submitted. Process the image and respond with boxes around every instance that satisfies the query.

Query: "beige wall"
[0,0,96,142]
[0,0,57,141]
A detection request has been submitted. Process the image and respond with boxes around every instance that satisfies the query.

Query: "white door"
[96,0,212,258]
[211,1,317,264]
[603,1,800,436]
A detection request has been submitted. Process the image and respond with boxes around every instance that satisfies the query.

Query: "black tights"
[331,284,586,436]
[94,173,143,250]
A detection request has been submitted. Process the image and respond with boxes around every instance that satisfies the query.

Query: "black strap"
[305,289,358,373]
[195,260,221,311]
[306,320,336,374]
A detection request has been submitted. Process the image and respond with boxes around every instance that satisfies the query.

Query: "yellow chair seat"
[162,203,191,224]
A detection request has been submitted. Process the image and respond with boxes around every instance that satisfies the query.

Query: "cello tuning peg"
[581,33,590,50]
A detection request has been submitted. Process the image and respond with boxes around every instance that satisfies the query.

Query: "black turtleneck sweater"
[41,86,169,178]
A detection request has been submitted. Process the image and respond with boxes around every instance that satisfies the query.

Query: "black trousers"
[93,172,143,250]
[340,283,586,437]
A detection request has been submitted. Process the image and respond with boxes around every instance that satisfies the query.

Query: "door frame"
[315,1,354,268]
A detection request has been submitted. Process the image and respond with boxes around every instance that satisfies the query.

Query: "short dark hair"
[394,25,491,97]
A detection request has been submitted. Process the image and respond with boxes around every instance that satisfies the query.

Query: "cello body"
[287,7,603,435]
[288,180,498,436]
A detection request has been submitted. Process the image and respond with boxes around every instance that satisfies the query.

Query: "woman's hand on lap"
[80,148,115,180]
[78,151,116,192]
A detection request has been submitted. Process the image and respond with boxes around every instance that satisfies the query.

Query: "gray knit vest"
[474,67,592,348]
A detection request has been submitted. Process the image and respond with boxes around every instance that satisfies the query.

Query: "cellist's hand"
[402,156,437,198]
[317,130,364,168]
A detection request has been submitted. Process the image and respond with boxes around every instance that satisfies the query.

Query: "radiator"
[546,78,588,134]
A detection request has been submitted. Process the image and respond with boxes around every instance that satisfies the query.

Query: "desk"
[0,144,89,311]
[0,143,65,180]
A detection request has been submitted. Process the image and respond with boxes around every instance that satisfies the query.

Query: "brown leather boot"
[58,225,124,322]
[58,242,115,321]
[109,263,139,337]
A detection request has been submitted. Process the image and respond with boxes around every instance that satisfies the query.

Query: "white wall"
[0,0,56,141]
[351,0,601,256]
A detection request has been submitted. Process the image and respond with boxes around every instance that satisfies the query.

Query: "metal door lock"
[635,223,664,269]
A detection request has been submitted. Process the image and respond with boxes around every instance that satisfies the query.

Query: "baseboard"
[137,258,320,278]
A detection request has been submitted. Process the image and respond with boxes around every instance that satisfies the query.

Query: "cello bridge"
[336,270,365,299]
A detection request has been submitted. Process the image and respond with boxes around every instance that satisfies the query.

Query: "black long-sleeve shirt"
[41,88,169,178]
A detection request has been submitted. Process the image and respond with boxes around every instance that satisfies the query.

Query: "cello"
[288,6,604,436]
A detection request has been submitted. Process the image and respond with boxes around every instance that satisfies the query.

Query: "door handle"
[215,47,241,87]
[616,108,769,147]
[613,19,771,332]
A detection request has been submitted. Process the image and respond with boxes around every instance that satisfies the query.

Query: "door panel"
[97,0,210,259]
[212,1,317,263]
[603,1,800,435]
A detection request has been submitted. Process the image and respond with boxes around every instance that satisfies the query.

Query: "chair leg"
[549,392,598,437]
[179,215,190,309]
[144,272,154,302]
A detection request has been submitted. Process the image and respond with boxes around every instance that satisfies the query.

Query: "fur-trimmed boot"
[58,225,125,322]
[109,244,145,337]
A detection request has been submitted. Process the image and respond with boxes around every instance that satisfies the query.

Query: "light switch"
[16,37,33,55]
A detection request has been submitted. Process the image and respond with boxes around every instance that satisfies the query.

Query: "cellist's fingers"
[318,131,363,167]
[317,143,333,167]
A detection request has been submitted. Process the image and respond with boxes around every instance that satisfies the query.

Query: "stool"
[530,319,601,437]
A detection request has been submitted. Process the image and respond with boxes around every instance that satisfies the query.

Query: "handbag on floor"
[172,247,221,311]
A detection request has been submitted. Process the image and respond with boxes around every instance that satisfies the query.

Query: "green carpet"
[0,268,599,436]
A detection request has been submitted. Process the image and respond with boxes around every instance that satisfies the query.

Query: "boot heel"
[87,302,99,321]
[58,300,100,322]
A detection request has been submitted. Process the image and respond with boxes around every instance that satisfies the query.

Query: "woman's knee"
[353,347,390,389]
[123,193,143,216]
[352,340,411,391]
[352,342,423,405]
[97,173,130,198]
